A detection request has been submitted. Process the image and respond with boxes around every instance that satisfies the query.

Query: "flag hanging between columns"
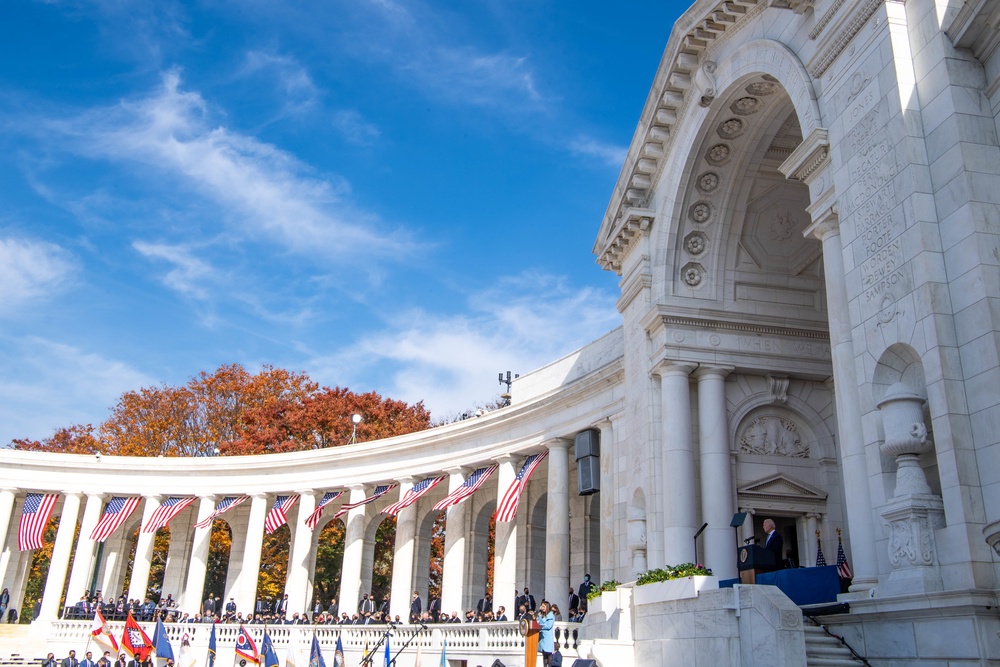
[495,452,548,522]
[433,465,498,511]
[91,496,141,542]
[264,495,300,534]
[333,485,396,519]
[142,497,196,533]
[194,496,249,530]
[305,491,344,530]
[18,492,59,551]
[382,476,447,516]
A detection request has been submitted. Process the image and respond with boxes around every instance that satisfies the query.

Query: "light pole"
[350,413,363,444]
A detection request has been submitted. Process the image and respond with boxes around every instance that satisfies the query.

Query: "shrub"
[636,563,713,585]
[586,579,622,600]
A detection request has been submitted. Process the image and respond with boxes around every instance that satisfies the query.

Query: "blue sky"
[0,0,678,443]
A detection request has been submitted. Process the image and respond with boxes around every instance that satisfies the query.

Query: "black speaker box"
[571,660,598,667]
[574,429,600,459]
[577,455,600,495]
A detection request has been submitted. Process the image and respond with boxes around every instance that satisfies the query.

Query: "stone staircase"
[804,623,865,666]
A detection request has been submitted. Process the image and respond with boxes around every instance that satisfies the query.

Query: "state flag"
[122,611,153,661]
[236,624,260,664]
[91,609,119,652]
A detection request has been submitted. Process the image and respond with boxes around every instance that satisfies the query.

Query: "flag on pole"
[143,497,196,533]
[413,641,422,667]
[152,617,174,661]
[433,466,498,512]
[815,532,827,567]
[383,634,391,667]
[305,491,344,530]
[122,611,153,661]
[194,496,249,530]
[91,496,142,543]
[438,639,447,667]
[495,452,548,522]
[91,609,119,652]
[264,495,300,534]
[333,485,396,519]
[836,531,852,579]
[332,637,345,667]
[309,633,326,667]
[284,634,300,667]
[178,632,197,667]
[207,623,217,667]
[261,631,281,667]
[18,493,58,551]
[383,476,447,516]
[235,624,261,664]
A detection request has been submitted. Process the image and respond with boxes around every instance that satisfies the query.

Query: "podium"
[737,545,776,584]
[519,618,540,667]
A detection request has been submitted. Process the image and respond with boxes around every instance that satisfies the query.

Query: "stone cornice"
[596,208,654,274]
[642,309,831,341]
[946,0,1000,64]
[778,128,830,183]
[806,0,884,78]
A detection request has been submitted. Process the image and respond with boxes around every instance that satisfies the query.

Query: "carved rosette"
[689,200,713,223]
[681,262,704,287]
[684,231,707,255]
[706,144,731,166]
[731,96,762,116]
[696,172,720,193]
[717,118,745,140]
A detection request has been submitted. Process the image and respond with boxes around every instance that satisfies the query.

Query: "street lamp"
[350,413,363,444]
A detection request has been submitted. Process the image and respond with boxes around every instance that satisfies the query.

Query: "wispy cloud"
[0,236,76,315]
[568,136,629,168]
[133,240,215,299]
[331,110,381,145]
[240,50,320,115]
[309,272,620,417]
[0,336,153,444]
[45,70,420,266]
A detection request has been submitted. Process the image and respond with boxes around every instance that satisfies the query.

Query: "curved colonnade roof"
[0,328,624,496]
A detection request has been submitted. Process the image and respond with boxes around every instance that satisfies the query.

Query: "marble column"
[805,213,879,590]
[182,495,217,614]
[656,362,698,565]
[284,490,317,616]
[237,494,269,615]
[338,485,367,616]
[595,418,618,583]
[64,493,107,606]
[38,492,82,620]
[127,496,163,602]
[440,468,468,616]
[389,479,416,622]
[696,366,736,578]
[492,456,518,612]
[0,488,17,589]
[545,440,571,603]
[805,513,821,568]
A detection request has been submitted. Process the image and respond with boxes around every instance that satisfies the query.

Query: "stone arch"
[525,492,546,602]
[415,508,445,604]
[468,499,496,610]
[363,514,396,606]
[873,343,928,400]
[729,386,837,461]
[310,516,346,612]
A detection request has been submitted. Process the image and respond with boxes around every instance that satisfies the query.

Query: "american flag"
[836,534,852,579]
[194,496,248,530]
[333,485,396,519]
[18,492,58,551]
[305,491,345,530]
[382,475,447,516]
[495,452,548,522]
[142,497,196,533]
[815,535,827,567]
[433,465,498,512]
[91,496,141,542]
[264,495,299,534]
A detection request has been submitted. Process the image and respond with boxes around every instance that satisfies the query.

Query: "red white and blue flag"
[383,476,447,516]
[122,611,153,660]
[235,624,260,664]
[142,497,196,533]
[495,452,548,522]
[91,496,141,542]
[836,534,852,579]
[305,491,345,530]
[194,496,249,530]
[18,492,58,551]
[264,495,299,534]
[433,465,498,512]
[334,485,396,518]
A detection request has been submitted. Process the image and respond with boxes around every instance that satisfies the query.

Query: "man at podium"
[762,519,785,570]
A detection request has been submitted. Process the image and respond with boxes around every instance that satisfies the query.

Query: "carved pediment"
[738,473,828,502]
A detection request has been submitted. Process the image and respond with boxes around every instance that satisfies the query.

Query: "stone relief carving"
[769,212,796,243]
[717,117,745,140]
[746,81,779,96]
[696,171,720,193]
[689,200,713,223]
[684,231,707,255]
[767,375,789,404]
[739,416,808,457]
[694,60,718,107]
[731,96,762,115]
[681,262,704,287]
[706,144,731,165]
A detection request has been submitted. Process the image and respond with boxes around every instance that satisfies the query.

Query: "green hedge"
[636,563,713,585]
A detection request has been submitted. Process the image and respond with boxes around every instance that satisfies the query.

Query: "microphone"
[743,536,757,545]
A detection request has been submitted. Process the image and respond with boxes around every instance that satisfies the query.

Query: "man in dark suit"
[567,588,580,613]
[762,518,785,569]
[203,595,216,616]
[79,652,97,667]
[358,593,375,615]
[476,592,492,614]
[409,591,422,623]
[520,587,536,612]
[60,650,79,667]
[428,596,440,622]
[495,606,508,621]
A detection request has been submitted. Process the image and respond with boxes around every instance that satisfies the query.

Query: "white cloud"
[309,272,620,418]
[240,50,320,114]
[331,110,381,145]
[0,336,153,445]
[569,136,629,168]
[0,236,75,315]
[48,71,420,266]
[133,240,215,299]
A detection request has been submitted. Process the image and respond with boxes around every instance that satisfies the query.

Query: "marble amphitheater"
[2,0,1000,663]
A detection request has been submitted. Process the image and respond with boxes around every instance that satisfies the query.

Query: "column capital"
[805,512,823,519]
[347,483,366,491]
[143,493,164,502]
[394,476,418,485]
[248,492,268,500]
[86,492,108,501]
[651,360,698,378]
[544,438,572,452]
[444,466,469,476]
[200,494,218,502]
[803,207,840,241]
[492,453,519,465]
[61,490,85,498]
[739,507,756,515]
[693,365,734,380]
[294,489,316,497]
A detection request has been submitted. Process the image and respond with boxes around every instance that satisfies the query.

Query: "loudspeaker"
[574,429,600,459]
[577,456,600,495]
[571,660,598,667]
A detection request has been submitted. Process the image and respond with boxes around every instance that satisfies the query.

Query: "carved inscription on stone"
[739,416,809,457]
[738,336,830,358]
